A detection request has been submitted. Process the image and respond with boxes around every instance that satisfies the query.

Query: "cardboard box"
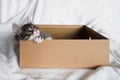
[20,25,109,69]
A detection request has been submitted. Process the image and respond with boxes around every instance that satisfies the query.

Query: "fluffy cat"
[12,23,52,43]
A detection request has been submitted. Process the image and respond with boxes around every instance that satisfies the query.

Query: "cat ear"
[12,23,21,32]
[27,17,32,23]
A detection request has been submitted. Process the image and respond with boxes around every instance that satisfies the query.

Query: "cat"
[12,23,52,43]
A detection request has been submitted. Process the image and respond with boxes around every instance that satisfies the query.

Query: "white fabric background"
[0,0,120,80]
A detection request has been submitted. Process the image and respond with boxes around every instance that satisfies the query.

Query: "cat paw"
[46,37,52,40]
[33,37,43,43]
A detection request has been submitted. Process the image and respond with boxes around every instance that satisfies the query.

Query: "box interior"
[38,25,107,39]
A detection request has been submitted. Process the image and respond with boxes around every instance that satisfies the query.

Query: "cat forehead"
[22,23,37,29]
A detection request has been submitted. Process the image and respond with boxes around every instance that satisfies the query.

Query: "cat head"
[12,23,40,40]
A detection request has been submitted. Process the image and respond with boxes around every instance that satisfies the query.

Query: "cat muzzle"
[33,29,40,37]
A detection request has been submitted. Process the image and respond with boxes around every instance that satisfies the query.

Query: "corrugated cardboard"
[20,25,109,69]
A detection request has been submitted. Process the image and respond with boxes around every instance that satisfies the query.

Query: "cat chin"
[28,35,35,40]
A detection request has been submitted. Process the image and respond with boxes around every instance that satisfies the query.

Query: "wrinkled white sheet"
[0,0,120,80]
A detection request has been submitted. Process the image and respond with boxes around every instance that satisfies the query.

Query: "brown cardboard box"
[20,25,109,69]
